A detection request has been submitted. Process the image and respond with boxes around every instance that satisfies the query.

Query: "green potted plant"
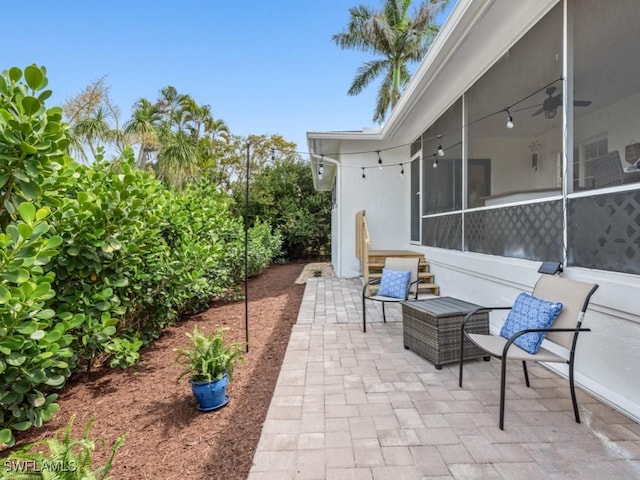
[175,325,245,411]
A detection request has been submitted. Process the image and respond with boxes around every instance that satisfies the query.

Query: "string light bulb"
[432,157,439,168]
[377,151,383,170]
[400,164,404,177]
[437,144,445,156]
[362,167,366,180]
[506,109,514,129]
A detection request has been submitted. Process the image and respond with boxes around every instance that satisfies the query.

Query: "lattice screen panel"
[422,214,462,250]
[465,201,563,261]
[568,191,640,274]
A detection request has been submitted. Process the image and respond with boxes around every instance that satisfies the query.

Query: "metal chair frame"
[362,257,421,333]
[458,275,599,430]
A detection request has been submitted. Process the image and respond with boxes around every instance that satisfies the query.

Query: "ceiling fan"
[532,86,592,118]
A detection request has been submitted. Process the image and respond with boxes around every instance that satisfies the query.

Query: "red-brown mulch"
[9,262,307,479]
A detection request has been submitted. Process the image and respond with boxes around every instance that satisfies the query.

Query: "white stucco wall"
[330,142,411,278]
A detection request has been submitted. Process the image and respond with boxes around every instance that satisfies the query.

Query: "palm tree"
[156,129,199,188]
[72,106,113,160]
[125,88,219,188]
[124,98,161,168]
[204,117,230,143]
[63,77,126,162]
[156,86,189,129]
[333,0,447,123]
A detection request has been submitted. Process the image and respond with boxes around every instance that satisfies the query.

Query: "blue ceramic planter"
[190,373,229,412]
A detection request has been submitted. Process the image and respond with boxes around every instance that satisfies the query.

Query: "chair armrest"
[502,327,591,356]
[362,278,381,297]
[408,279,421,300]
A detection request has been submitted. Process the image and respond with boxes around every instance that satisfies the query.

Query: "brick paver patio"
[248,277,640,479]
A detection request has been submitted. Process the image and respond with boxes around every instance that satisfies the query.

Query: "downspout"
[311,153,342,276]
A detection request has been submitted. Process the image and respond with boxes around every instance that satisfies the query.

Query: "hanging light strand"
[293,78,565,173]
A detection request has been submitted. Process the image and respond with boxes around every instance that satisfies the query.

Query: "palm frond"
[334,0,449,123]
[347,60,389,96]
[374,70,396,124]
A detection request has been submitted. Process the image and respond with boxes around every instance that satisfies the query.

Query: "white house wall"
[333,142,411,278]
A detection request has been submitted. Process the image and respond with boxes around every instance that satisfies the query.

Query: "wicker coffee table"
[402,297,490,369]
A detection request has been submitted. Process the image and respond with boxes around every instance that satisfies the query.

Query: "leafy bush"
[43,150,172,368]
[247,220,282,276]
[0,65,69,231]
[0,64,286,444]
[0,204,71,448]
[157,181,244,317]
[237,157,331,260]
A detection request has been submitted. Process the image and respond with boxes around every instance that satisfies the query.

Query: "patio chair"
[584,150,640,188]
[362,257,421,333]
[458,270,599,430]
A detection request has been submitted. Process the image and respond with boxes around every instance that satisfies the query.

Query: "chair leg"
[569,361,581,423]
[382,302,386,323]
[522,361,530,388]
[499,357,508,430]
[362,297,367,333]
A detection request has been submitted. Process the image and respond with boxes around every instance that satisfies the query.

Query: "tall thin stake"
[244,142,250,353]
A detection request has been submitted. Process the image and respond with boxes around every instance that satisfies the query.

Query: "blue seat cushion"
[376,269,411,299]
[500,292,563,354]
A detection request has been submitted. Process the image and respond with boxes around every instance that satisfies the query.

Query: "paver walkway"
[248,278,640,479]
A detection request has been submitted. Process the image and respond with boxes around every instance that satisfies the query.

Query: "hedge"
[0,65,281,447]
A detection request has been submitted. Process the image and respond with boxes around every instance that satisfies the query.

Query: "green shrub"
[236,157,331,260]
[0,65,69,231]
[157,181,243,317]
[43,149,173,368]
[0,204,71,448]
[0,64,288,443]
[247,220,282,276]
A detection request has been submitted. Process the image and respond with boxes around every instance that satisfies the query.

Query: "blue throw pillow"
[377,269,411,299]
[499,292,563,354]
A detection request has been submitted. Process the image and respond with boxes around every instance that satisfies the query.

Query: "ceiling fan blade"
[532,107,545,116]
[554,96,592,108]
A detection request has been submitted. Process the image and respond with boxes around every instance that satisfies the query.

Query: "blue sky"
[4,1,454,154]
